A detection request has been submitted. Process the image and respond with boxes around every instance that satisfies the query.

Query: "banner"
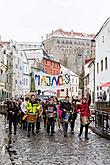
[34,71,70,90]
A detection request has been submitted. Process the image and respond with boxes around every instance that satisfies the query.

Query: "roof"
[85,58,95,64]
[43,50,60,64]
[0,41,10,45]
[88,59,95,68]
[61,65,79,77]
[95,17,110,39]
[45,29,95,40]
[43,56,60,64]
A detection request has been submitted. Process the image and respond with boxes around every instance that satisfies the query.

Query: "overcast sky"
[0,0,110,42]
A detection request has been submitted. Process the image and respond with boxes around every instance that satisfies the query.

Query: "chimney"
[46,34,48,39]
[41,36,43,42]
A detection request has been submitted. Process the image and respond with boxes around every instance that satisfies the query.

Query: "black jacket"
[60,101,71,119]
[7,102,19,119]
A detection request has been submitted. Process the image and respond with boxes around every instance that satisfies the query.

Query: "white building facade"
[88,60,95,104]
[60,65,79,99]
[95,18,110,102]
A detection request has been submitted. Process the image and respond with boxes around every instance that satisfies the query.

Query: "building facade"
[43,57,60,75]
[84,59,95,105]
[43,29,95,75]
[95,18,110,102]
[60,65,79,99]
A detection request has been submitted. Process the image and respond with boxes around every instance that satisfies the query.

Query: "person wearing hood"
[26,94,38,137]
[7,101,19,135]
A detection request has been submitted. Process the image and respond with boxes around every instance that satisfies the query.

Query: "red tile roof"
[50,29,95,39]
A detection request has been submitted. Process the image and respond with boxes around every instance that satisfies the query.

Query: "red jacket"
[76,102,90,117]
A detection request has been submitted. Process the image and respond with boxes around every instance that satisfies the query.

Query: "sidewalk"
[0,115,11,165]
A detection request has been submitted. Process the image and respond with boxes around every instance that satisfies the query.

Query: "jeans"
[70,119,75,132]
[28,123,35,133]
[63,122,68,135]
[36,118,40,132]
[9,117,17,133]
[47,118,54,134]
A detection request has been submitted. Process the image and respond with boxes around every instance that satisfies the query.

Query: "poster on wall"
[33,71,70,90]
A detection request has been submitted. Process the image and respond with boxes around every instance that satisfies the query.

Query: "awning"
[98,82,110,87]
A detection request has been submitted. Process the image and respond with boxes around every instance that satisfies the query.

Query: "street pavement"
[6,116,110,165]
[0,114,12,165]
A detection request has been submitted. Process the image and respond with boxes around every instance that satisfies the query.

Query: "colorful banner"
[34,71,70,90]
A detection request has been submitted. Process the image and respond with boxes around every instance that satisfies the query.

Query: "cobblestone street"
[6,117,110,165]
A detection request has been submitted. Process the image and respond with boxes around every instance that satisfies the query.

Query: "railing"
[95,110,110,136]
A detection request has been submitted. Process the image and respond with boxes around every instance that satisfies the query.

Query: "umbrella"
[99,82,110,87]
[98,82,110,102]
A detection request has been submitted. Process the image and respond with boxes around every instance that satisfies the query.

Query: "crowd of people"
[6,93,91,140]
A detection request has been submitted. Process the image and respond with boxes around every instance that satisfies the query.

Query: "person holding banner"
[46,98,57,136]
[60,96,71,137]
[76,97,90,140]
[26,95,38,137]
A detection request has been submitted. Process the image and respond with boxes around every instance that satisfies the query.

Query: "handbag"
[80,116,89,125]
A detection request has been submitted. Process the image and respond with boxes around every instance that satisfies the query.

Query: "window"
[97,87,99,91]
[1,69,3,74]
[87,50,89,55]
[76,79,77,84]
[62,40,65,44]
[100,87,102,90]
[70,41,72,44]
[72,78,74,83]
[102,36,104,43]
[57,40,60,44]
[105,57,108,70]
[87,43,90,46]
[76,87,77,92]
[97,63,99,74]
[97,92,99,99]
[24,78,25,85]
[26,79,28,86]
[66,40,69,44]
[46,59,47,64]
[61,89,64,92]
[101,60,103,71]
[7,75,8,83]
[72,87,74,92]
[70,88,71,92]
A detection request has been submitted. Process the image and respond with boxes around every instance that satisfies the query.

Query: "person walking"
[60,96,71,137]
[76,97,90,140]
[36,99,42,134]
[26,94,38,137]
[57,100,62,129]
[7,101,19,135]
[21,97,29,130]
[70,99,77,134]
[46,98,57,136]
